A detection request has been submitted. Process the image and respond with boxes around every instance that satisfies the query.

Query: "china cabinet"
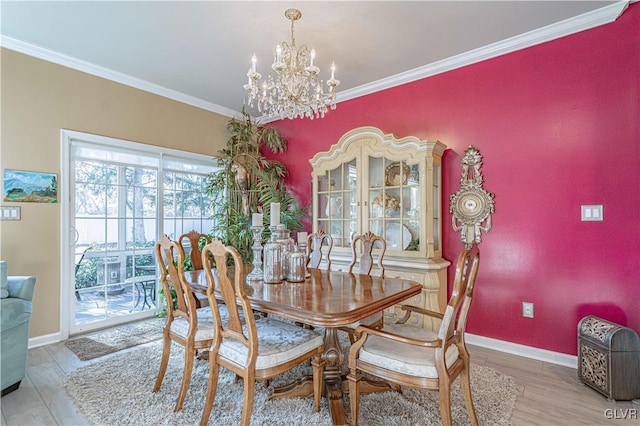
[309,127,450,330]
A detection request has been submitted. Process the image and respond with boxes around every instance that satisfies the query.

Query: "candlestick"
[270,202,280,227]
[247,225,264,281]
[252,213,263,227]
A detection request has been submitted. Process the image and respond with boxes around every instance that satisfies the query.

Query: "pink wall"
[268,4,640,356]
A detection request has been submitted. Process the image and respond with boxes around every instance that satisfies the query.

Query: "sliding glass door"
[64,131,216,334]
[72,154,158,327]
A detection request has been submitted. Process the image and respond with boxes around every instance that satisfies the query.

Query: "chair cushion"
[218,317,323,370]
[0,261,8,299]
[343,311,382,329]
[358,323,459,379]
[170,305,229,342]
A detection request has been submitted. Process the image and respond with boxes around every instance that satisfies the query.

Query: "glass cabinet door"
[317,159,357,249]
[311,127,445,260]
[367,157,420,252]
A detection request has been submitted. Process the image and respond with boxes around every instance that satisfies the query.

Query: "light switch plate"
[0,206,21,220]
[581,205,603,222]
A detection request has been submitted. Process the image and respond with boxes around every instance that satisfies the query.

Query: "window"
[61,130,218,334]
[162,156,215,241]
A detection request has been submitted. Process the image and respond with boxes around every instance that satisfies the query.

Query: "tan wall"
[0,48,230,338]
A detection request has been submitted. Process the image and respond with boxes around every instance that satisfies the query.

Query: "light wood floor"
[1,340,638,425]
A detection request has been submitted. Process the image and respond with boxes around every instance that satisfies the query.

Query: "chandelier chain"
[289,14,296,47]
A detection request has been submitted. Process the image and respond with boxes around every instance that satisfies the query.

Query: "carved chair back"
[307,229,333,270]
[155,235,199,322]
[348,231,386,277]
[179,230,211,271]
[201,240,254,357]
[443,243,480,344]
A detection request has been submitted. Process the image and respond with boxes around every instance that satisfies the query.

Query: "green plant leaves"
[205,109,306,263]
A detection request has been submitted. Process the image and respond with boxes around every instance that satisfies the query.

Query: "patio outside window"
[65,132,217,333]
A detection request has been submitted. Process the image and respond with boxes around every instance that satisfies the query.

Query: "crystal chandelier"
[243,8,340,120]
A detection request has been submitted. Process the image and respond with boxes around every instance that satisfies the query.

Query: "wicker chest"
[578,315,640,400]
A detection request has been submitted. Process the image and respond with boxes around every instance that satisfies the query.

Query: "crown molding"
[337,0,629,104]
[0,35,239,118]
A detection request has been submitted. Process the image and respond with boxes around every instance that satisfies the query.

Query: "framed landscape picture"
[3,169,57,203]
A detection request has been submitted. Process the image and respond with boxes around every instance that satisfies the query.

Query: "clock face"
[453,189,489,223]
[464,198,478,211]
[459,193,481,215]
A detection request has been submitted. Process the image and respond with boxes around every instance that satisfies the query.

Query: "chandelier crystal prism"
[243,8,340,120]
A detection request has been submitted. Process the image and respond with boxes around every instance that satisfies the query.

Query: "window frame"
[60,129,219,337]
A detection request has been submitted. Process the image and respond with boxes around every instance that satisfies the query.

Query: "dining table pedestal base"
[269,328,395,426]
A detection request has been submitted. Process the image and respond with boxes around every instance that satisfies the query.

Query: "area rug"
[64,339,517,425]
[64,317,165,361]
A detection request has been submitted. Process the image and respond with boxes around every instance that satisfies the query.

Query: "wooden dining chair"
[339,231,387,342]
[179,230,211,308]
[347,244,481,426]
[347,231,386,277]
[306,229,333,270]
[179,230,211,271]
[153,235,227,412]
[199,240,325,426]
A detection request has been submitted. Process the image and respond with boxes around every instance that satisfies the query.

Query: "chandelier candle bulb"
[251,54,257,72]
[270,202,280,227]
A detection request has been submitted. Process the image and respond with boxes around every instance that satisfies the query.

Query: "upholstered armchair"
[348,244,481,426]
[0,260,36,396]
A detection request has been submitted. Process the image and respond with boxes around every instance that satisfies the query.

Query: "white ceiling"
[0,1,628,119]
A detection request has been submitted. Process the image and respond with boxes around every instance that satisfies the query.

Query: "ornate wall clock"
[449,146,495,248]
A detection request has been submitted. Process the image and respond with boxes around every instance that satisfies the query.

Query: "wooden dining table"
[184,267,422,426]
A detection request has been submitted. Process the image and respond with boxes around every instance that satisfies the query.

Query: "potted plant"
[206,109,306,263]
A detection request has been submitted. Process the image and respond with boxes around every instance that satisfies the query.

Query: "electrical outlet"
[110,271,118,279]
[522,302,534,318]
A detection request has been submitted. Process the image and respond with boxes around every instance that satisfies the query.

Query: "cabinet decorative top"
[309,126,445,167]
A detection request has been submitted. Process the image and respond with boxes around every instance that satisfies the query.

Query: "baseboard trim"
[28,329,578,368]
[28,332,61,349]
[466,333,578,368]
